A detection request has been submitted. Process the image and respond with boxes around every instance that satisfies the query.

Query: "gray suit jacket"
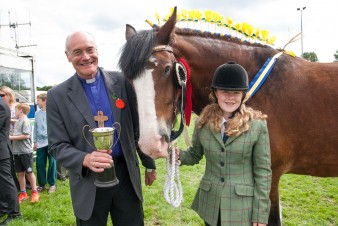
[47,68,155,220]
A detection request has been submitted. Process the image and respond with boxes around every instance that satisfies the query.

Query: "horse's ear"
[156,6,177,45]
[125,24,137,41]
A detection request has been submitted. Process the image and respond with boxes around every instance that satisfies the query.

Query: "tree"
[334,50,338,62]
[37,85,53,91]
[302,51,318,62]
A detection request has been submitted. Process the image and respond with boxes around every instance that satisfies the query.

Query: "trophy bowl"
[83,126,120,187]
[91,127,116,150]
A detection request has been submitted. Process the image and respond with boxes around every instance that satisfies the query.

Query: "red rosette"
[116,99,125,109]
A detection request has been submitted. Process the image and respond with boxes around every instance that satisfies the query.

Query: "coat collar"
[102,69,122,127]
[211,128,239,147]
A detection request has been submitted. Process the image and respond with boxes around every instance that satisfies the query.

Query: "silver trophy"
[83,123,121,187]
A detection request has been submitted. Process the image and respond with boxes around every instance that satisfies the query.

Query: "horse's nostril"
[162,134,170,143]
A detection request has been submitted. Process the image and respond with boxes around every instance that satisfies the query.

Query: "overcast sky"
[1,0,337,86]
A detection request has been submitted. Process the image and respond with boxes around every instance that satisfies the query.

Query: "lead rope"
[164,145,183,208]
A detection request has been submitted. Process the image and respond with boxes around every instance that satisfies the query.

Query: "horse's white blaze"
[133,69,169,159]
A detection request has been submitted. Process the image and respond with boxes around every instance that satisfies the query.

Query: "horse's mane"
[174,27,273,49]
[118,25,274,80]
[118,30,156,80]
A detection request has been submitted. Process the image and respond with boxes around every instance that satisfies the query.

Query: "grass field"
[3,116,337,226]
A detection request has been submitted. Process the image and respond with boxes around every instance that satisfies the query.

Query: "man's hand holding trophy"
[83,122,121,187]
[83,149,113,173]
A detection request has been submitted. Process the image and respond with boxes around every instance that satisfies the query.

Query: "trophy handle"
[112,122,121,149]
[82,125,96,150]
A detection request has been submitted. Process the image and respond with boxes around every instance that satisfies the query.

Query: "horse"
[118,7,338,226]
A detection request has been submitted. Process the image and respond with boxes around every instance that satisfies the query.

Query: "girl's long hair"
[198,90,267,137]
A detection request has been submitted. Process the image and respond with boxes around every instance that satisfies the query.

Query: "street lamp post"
[297,6,306,56]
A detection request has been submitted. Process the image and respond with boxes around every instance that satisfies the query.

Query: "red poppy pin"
[112,94,125,109]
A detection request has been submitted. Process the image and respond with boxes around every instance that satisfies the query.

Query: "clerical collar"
[86,77,96,83]
[77,70,101,84]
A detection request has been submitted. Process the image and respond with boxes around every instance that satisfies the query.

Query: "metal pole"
[300,10,303,55]
[297,7,306,56]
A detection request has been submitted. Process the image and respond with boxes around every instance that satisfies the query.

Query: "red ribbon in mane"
[178,58,192,126]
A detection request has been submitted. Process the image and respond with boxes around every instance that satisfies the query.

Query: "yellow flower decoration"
[176,13,182,22]
[284,50,296,57]
[204,10,213,23]
[234,22,241,31]
[188,10,195,21]
[254,28,261,38]
[267,35,276,45]
[179,9,188,22]
[226,16,233,28]
[241,22,248,35]
[154,8,275,46]
[163,15,169,22]
[214,12,224,25]
[163,7,174,22]
[195,10,203,21]
[247,24,254,37]
[261,29,269,41]
[155,12,160,25]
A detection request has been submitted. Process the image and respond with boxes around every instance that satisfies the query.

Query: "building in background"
[0,46,36,118]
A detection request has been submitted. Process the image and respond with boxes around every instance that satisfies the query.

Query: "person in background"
[0,86,20,191]
[0,95,21,225]
[34,93,57,193]
[56,162,68,181]
[0,86,18,132]
[47,31,156,226]
[174,62,272,226]
[10,103,40,204]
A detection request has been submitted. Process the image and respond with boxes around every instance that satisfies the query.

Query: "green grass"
[4,116,337,225]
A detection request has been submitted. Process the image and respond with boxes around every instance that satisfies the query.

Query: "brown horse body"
[119,8,338,225]
[176,31,338,225]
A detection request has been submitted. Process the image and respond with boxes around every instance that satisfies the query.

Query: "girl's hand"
[169,147,180,163]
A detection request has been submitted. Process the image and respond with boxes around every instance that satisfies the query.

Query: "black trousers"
[76,158,144,226]
[0,158,20,217]
[9,156,20,191]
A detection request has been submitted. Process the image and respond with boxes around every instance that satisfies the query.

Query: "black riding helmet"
[211,61,249,90]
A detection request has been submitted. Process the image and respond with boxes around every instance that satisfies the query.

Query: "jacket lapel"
[211,129,224,146]
[101,69,122,126]
[224,136,238,146]
[67,75,96,128]
[210,129,241,147]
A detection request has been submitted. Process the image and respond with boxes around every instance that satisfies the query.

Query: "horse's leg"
[268,172,282,226]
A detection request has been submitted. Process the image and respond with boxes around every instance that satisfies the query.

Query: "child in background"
[34,93,57,193]
[10,103,40,203]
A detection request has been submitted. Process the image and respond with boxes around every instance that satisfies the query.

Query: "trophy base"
[94,166,119,188]
[94,178,119,188]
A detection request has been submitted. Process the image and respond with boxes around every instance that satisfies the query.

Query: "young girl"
[175,62,272,226]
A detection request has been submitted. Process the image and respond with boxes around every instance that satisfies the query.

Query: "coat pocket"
[199,178,212,191]
[191,178,213,219]
[235,184,254,196]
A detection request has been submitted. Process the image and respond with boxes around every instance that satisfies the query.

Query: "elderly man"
[47,31,156,226]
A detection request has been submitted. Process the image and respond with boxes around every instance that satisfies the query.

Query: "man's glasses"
[67,47,97,58]
[0,94,6,97]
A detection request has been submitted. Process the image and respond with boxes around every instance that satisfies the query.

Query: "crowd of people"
[0,86,65,225]
[0,31,271,226]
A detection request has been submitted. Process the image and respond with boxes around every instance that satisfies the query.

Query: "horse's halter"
[152,45,188,142]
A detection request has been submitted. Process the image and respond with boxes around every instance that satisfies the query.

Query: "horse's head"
[119,7,180,159]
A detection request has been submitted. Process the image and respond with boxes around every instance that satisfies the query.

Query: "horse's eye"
[164,66,171,76]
